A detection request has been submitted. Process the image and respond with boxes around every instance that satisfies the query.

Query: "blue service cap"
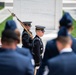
[4,20,17,31]
[59,12,73,27]
[23,21,32,27]
[58,26,68,37]
[35,25,45,32]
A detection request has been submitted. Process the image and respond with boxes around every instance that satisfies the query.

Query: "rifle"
[8,9,33,39]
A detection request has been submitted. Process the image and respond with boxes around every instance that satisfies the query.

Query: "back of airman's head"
[56,27,72,47]
[1,30,19,44]
[14,29,20,43]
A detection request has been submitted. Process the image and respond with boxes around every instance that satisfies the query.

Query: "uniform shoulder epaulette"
[32,37,40,47]
[22,31,28,35]
[34,37,40,41]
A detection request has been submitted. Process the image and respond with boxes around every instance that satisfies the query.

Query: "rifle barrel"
[7,9,33,39]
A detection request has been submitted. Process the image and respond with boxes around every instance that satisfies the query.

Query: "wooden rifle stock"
[8,9,33,39]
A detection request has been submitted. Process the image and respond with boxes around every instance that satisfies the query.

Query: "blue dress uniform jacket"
[37,35,76,75]
[37,39,58,75]
[46,52,76,75]
[22,30,33,51]
[16,47,34,66]
[0,48,34,75]
[16,47,33,59]
[32,35,43,66]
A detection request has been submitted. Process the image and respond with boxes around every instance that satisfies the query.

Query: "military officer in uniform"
[32,25,45,67]
[37,12,76,75]
[43,27,76,75]
[4,20,34,66]
[22,22,33,51]
[0,30,34,75]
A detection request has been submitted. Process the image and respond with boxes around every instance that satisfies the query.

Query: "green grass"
[71,19,76,38]
[0,16,13,37]
[0,6,4,10]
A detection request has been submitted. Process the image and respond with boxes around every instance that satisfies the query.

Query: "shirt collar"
[60,48,72,54]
